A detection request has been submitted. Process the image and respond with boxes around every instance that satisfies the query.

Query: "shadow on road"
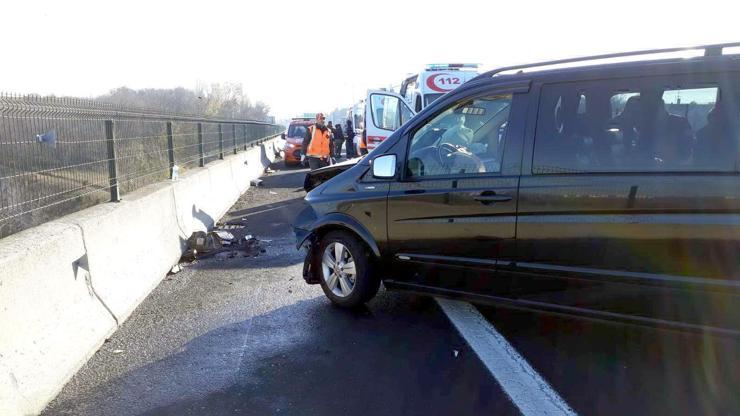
[478,305,740,415]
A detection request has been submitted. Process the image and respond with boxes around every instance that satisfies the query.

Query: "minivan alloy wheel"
[321,242,356,297]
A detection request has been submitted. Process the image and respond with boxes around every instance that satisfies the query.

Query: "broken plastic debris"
[223,218,247,227]
[213,230,235,242]
[269,191,277,195]
[170,264,182,274]
[250,178,263,187]
[180,248,197,263]
[112,349,124,354]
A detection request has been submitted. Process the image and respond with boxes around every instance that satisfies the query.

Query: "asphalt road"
[478,305,740,415]
[43,162,516,416]
[43,159,739,416]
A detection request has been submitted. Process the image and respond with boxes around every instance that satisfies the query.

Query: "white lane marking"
[436,298,577,416]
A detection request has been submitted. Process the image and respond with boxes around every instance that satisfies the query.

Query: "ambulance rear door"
[364,90,415,151]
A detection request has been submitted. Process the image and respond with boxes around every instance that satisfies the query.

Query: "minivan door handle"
[473,191,512,204]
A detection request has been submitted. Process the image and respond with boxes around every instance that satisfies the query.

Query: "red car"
[282,118,313,167]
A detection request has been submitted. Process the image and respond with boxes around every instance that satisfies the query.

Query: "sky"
[0,0,737,120]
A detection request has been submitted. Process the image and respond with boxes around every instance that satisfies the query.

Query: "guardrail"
[0,94,284,238]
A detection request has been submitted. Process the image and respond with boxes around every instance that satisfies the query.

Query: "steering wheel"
[436,142,485,174]
[437,142,460,161]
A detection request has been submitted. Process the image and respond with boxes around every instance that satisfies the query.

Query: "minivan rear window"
[533,75,739,174]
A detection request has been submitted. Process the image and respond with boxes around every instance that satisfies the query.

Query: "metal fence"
[0,94,284,239]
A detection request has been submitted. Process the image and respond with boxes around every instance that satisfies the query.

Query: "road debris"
[180,248,197,263]
[250,178,263,187]
[183,226,266,261]
[221,218,248,228]
[187,231,221,252]
[213,230,235,244]
[169,264,182,274]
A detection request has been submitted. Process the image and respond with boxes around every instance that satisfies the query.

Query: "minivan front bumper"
[294,205,320,284]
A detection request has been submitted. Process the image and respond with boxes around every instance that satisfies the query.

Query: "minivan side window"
[533,76,740,174]
[406,94,512,178]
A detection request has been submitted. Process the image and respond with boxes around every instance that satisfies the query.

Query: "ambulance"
[347,89,415,153]
[400,63,480,112]
[345,64,480,154]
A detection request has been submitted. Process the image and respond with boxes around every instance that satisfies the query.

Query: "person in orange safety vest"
[302,113,333,170]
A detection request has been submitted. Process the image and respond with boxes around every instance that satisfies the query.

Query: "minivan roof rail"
[480,42,740,78]
[426,63,480,71]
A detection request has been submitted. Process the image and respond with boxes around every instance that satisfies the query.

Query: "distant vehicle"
[282,117,313,167]
[347,89,415,153]
[295,42,740,336]
[400,63,480,113]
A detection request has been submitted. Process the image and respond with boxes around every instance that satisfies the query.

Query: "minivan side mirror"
[281,133,286,140]
[372,154,396,179]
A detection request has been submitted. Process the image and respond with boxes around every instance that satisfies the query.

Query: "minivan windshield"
[411,95,512,154]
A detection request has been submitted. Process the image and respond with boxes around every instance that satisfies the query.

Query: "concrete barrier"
[0,136,282,416]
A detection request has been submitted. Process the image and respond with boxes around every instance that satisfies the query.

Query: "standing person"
[302,113,332,170]
[333,122,345,158]
[326,121,336,161]
[345,119,356,158]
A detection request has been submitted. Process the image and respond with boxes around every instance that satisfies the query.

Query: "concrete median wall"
[0,137,282,416]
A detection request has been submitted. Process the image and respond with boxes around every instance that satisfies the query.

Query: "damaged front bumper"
[298,234,320,285]
[294,206,320,285]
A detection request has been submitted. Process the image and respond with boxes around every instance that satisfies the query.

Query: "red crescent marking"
[426,73,453,93]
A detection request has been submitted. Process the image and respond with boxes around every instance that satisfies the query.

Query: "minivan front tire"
[317,230,379,308]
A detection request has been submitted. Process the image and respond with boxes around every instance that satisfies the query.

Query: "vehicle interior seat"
[695,102,739,170]
[632,89,694,167]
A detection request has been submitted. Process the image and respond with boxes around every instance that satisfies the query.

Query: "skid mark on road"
[436,298,577,416]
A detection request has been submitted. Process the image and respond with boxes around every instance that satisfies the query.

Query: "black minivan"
[294,43,740,336]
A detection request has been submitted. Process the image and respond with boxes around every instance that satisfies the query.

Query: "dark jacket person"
[345,119,356,158]
[333,123,345,157]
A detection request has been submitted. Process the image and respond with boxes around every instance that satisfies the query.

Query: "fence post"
[232,124,238,155]
[243,124,248,151]
[104,120,120,202]
[166,121,175,178]
[197,122,204,167]
[218,124,224,159]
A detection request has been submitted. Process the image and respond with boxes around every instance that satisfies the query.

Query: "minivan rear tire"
[317,230,379,308]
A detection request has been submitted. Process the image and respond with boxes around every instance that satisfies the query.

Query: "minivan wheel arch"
[306,214,381,259]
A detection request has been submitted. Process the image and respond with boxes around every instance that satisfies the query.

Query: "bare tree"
[98,82,271,121]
